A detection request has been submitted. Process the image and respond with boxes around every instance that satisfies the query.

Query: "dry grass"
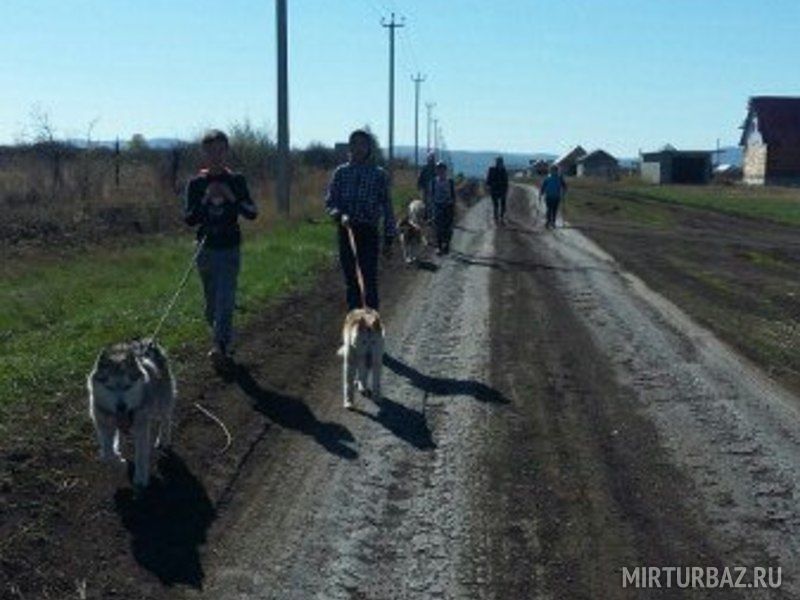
[0,147,336,245]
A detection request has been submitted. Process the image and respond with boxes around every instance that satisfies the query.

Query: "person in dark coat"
[485,156,509,224]
[184,129,258,367]
[417,151,437,222]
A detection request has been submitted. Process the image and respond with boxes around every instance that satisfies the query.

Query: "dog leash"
[344,222,368,309]
[148,235,207,344]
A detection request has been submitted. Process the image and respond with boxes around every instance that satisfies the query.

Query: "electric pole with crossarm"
[411,73,426,173]
[381,12,404,179]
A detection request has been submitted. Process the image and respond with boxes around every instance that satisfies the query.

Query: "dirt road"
[163,187,799,599]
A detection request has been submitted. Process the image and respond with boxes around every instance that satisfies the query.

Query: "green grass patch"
[0,222,335,416]
[0,180,417,426]
[622,184,800,226]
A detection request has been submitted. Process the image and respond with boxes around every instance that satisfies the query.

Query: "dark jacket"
[184,169,258,248]
[486,166,509,195]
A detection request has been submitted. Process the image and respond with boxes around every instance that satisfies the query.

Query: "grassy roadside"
[0,176,417,438]
[569,178,800,226]
[557,178,800,392]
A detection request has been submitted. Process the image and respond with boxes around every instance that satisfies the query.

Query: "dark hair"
[202,129,229,147]
[348,129,372,146]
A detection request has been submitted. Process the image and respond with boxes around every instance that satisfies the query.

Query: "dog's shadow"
[414,259,439,272]
[113,449,214,589]
[383,353,510,405]
[353,394,436,451]
[234,364,358,460]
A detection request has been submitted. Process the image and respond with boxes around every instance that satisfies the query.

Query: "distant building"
[554,145,587,176]
[740,96,800,185]
[576,149,619,179]
[640,148,712,184]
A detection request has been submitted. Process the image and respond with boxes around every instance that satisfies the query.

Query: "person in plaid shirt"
[325,129,397,310]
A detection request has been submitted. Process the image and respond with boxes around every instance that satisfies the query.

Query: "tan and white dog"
[337,308,384,409]
[398,198,428,264]
[87,339,176,489]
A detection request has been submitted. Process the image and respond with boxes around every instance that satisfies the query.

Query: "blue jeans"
[196,246,240,349]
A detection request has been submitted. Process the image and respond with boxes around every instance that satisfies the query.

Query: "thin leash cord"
[148,235,207,343]
[345,223,367,309]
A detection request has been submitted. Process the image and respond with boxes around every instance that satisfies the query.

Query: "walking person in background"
[432,161,456,255]
[326,129,396,311]
[539,164,568,229]
[485,156,509,224]
[184,129,258,369]
[417,151,437,222]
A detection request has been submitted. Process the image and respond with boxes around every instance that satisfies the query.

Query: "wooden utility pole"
[276,0,290,214]
[381,13,404,177]
[426,102,435,154]
[411,73,426,172]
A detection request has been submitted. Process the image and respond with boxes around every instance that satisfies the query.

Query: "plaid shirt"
[325,162,397,238]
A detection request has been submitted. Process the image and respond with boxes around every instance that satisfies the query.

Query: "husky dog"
[87,339,176,488]
[398,199,428,264]
[337,308,384,409]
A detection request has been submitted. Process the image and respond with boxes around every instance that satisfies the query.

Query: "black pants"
[545,197,561,227]
[434,203,455,251]
[338,223,379,310]
[491,191,507,220]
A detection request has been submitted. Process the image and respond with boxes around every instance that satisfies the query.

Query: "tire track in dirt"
[183,201,515,599]
[508,184,798,598]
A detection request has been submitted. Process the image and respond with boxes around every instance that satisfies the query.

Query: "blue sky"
[2,0,799,156]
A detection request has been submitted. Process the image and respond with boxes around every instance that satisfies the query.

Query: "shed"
[554,145,587,176]
[739,96,800,185]
[640,148,712,184]
[576,149,619,179]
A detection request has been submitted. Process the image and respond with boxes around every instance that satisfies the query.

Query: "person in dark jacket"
[485,156,509,224]
[539,164,568,229]
[184,129,258,366]
[432,161,456,255]
[325,129,397,311]
[416,151,437,221]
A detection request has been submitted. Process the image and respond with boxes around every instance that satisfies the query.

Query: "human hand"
[339,213,350,227]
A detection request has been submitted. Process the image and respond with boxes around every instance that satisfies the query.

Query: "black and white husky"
[337,308,384,409]
[87,339,176,488]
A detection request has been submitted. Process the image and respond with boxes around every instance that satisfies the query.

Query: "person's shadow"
[383,353,510,405]
[234,364,358,460]
[353,394,436,451]
[113,450,214,589]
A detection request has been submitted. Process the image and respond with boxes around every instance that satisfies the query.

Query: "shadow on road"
[353,394,437,451]
[384,354,510,405]
[114,450,214,589]
[415,259,439,272]
[234,364,358,460]
[449,250,613,275]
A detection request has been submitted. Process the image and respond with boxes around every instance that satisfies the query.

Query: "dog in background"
[87,338,176,489]
[337,308,384,409]
[398,198,428,264]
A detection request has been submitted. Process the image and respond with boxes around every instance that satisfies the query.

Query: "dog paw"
[343,398,354,410]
